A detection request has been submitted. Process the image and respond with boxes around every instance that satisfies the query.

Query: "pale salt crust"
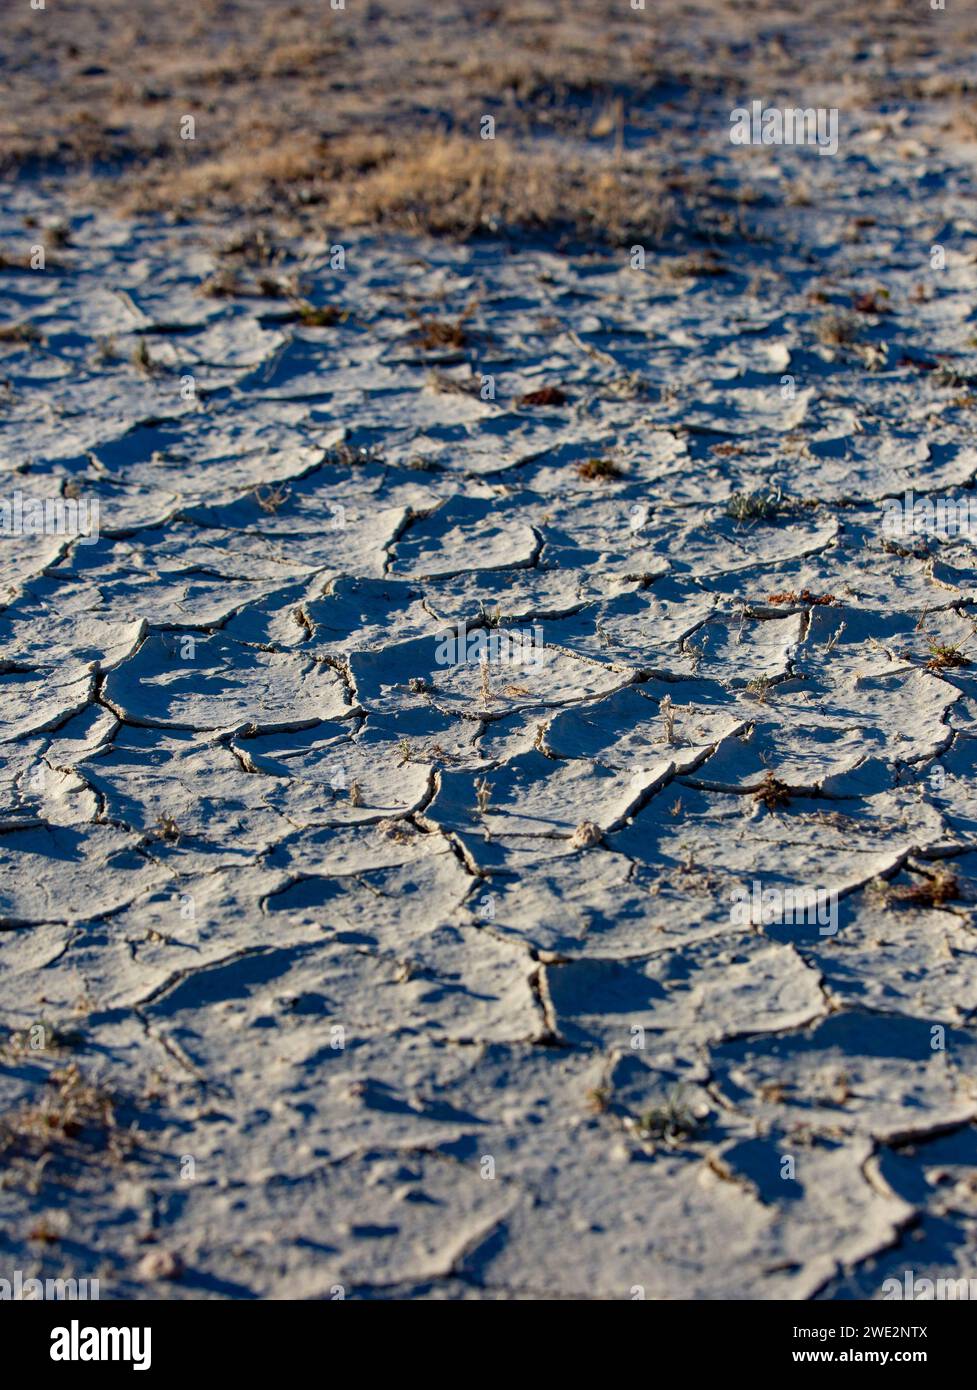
[2,97,977,1302]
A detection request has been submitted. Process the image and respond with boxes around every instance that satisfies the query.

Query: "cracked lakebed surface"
[3,122,977,1300]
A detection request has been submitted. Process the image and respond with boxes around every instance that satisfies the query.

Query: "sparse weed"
[0,1063,130,1174]
[659,695,677,745]
[153,815,181,844]
[254,483,290,513]
[427,369,480,396]
[294,302,343,327]
[726,488,783,522]
[767,590,835,606]
[926,638,970,672]
[199,269,247,299]
[518,385,567,407]
[409,300,476,350]
[663,252,726,280]
[753,771,791,810]
[586,1085,611,1115]
[633,1085,701,1144]
[852,288,890,315]
[577,457,624,481]
[131,338,158,374]
[870,867,959,908]
[746,675,773,703]
[816,311,860,347]
[0,322,42,345]
[322,442,385,468]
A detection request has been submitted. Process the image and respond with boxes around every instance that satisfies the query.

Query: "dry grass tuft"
[0,1063,132,1178]
[766,590,836,606]
[926,639,970,673]
[753,772,792,811]
[871,867,959,908]
[3,0,976,251]
[663,251,727,280]
[726,489,783,522]
[409,300,476,350]
[518,385,568,407]
[326,136,672,244]
[294,302,344,328]
[816,311,861,348]
[577,457,625,481]
[0,322,43,345]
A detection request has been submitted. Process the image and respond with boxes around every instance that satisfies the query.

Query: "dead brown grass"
[0,1063,131,1179]
[577,457,625,481]
[409,298,476,348]
[871,867,960,909]
[519,385,568,407]
[766,590,836,606]
[324,136,672,244]
[753,772,792,811]
[3,0,977,244]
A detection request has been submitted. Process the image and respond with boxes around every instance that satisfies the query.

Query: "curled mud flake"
[570,820,604,849]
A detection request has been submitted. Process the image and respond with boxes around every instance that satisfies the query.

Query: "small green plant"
[635,1085,701,1143]
[746,675,773,703]
[926,639,969,673]
[726,488,783,522]
[663,253,726,280]
[478,602,502,628]
[323,442,385,468]
[295,302,343,327]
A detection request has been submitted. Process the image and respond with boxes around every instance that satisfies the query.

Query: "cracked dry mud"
[3,97,977,1302]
